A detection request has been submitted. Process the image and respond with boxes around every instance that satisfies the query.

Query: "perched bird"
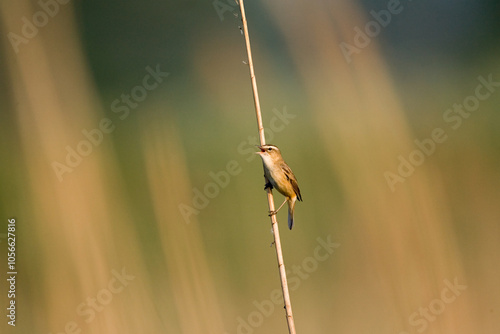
[256,144,302,229]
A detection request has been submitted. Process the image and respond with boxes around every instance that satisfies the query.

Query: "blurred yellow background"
[0,0,499,333]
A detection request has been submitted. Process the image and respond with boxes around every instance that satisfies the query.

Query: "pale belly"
[265,167,293,199]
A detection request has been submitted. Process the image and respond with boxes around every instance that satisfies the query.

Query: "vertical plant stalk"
[238,1,297,333]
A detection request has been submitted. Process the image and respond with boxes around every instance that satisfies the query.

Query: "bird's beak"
[255,145,265,154]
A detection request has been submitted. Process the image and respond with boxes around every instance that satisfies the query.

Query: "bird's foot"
[264,182,273,190]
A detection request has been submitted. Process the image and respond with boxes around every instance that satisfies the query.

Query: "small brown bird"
[256,144,302,229]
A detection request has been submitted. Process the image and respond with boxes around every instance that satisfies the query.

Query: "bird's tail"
[288,197,296,230]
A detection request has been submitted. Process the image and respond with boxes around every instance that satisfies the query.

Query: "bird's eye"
[268,148,272,151]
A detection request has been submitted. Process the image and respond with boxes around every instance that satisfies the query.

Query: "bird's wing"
[282,163,302,201]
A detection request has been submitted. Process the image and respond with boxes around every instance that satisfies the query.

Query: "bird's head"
[256,144,282,162]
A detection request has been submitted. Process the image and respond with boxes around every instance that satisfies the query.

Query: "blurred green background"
[1,0,499,333]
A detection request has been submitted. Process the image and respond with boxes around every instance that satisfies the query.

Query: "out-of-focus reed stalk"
[142,115,225,334]
[263,1,477,333]
[1,3,169,333]
[238,1,296,333]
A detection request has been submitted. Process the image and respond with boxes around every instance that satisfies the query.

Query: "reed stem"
[237,1,296,333]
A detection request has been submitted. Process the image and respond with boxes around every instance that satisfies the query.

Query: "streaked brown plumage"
[256,144,302,229]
